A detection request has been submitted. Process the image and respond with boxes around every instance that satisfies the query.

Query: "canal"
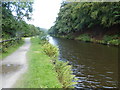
[48,36,118,88]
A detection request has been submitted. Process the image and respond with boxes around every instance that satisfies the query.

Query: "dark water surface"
[48,36,118,88]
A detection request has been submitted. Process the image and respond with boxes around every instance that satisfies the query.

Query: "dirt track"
[0,38,31,88]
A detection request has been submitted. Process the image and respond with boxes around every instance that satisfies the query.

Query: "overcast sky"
[26,0,63,29]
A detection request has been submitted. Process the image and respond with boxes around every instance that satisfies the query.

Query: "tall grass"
[40,37,78,88]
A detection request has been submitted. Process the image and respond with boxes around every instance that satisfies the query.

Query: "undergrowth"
[39,35,78,88]
[0,38,24,59]
[15,35,77,88]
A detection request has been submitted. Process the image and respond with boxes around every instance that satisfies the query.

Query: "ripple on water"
[106,72,114,74]
[105,77,112,79]
[48,36,118,89]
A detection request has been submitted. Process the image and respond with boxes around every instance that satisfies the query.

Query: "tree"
[48,2,120,35]
[2,1,41,39]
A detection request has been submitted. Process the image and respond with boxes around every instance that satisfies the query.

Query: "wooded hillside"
[49,2,120,38]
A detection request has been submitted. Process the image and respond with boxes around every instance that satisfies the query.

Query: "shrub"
[103,35,113,43]
[54,60,78,88]
[42,43,59,59]
[75,34,91,42]
[108,39,120,45]
[103,35,120,45]
[38,32,49,45]
[41,40,78,88]
[39,31,48,40]
[1,38,23,53]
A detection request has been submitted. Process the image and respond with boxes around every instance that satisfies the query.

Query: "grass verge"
[15,37,62,88]
[51,34,120,46]
[41,39,77,88]
[0,40,24,60]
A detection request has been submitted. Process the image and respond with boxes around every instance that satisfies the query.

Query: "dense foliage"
[38,33,77,88]
[1,37,22,52]
[42,42,77,88]
[2,2,41,39]
[48,2,120,35]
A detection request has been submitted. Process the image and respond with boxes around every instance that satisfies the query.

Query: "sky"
[26,0,63,29]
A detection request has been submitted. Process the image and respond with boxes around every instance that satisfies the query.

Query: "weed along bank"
[15,36,77,88]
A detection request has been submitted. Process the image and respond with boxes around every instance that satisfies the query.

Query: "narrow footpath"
[0,38,31,88]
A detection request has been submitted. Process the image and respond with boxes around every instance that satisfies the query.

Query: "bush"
[42,43,59,59]
[103,35,120,45]
[108,39,120,45]
[75,34,91,42]
[38,32,49,45]
[41,39,78,88]
[103,35,113,43]
[91,38,105,44]
[1,38,23,53]
[55,60,77,88]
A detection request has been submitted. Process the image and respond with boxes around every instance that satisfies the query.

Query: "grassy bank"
[15,37,62,88]
[51,34,120,46]
[75,34,120,46]
[15,37,77,88]
[0,39,24,59]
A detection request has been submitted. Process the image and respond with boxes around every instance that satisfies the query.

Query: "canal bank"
[50,34,120,46]
[15,37,77,88]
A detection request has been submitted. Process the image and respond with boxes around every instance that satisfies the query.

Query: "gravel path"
[0,38,31,88]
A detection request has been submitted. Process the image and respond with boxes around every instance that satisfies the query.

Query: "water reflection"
[48,36,118,88]
[48,36,57,46]
[1,64,22,75]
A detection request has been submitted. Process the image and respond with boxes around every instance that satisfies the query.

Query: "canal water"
[48,36,118,88]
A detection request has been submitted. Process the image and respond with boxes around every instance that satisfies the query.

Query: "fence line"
[0,37,22,52]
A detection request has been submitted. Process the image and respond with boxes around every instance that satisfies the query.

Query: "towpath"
[0,38,31,88]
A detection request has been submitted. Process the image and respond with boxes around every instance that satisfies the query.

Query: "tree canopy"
[2,2,41,39]
[48,2,120,35]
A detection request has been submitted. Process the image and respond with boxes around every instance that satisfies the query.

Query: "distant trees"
[2,2,41,39]
[48,2,120,35]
